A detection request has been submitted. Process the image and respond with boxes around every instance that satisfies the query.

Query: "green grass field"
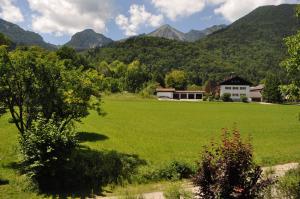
[1,94,300,198]
[79,95,300,167]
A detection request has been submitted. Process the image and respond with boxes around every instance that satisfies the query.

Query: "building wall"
[157,92,173,99]
[220,85,250,101]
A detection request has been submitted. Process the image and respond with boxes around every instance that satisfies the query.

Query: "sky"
[0,0,299,45]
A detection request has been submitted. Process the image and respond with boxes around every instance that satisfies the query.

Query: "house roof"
[250,91,262,98]
[250,84,264,91]
[156,88,176,92]
[219,76,252,86]
[156,88,205,93]
[175,90,205,93]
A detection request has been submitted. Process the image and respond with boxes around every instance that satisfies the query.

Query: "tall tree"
[262,73,282,103]
[0,46,102,136]
[0,33,11,46]
[165,70,188,90]
[124,60,148,93]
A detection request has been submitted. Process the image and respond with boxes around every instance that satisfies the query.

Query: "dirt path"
[96,162,299,199]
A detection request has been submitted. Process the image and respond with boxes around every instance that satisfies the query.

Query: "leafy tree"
[109,60,127,78]
[193,128,272,199]
[124,60,149,92]
[204,80,218,95]
[280,84,300,102]
[187,84,202,91]
[0,33,11,46]
[262,73,282,103]
[96,61,112,77]
[0,46,102,137]
[140,82,159,98]
[57,46,90,69]
[165,70,188,90]
[280,5,300,102]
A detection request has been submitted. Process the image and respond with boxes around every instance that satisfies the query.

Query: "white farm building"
[156,88,205,100]
[219,76,252,101]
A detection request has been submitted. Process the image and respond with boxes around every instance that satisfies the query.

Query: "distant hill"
[185,25,227,42]
[148,24,186,41]
[0,18,55,50]
[198,4,300,81]
[65,29,113,51]
[87,4,300,84]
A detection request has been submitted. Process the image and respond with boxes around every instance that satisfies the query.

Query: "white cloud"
[150,0,298,22]
[151,0,206,20]
[116,4,163,36]
[27,0,114,36]
[0,0,24,23]
[210,0,293,22]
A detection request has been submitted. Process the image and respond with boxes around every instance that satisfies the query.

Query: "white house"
[156,88,175,99]
[219,76,252,101]
[156,88,205,100]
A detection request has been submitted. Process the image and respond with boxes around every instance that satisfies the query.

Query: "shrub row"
[136,161,195,183]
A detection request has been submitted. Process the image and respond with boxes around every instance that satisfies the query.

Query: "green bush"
[20,118,78,191]
[140,82,159,98]
[62,149,146,192]
[277,166,300,199]
[221,93,232,102]
[193,128,273,199]
[20,119,146,194]
[138,161,194,182]
[240,96,249,103]
[208,95,214,101]
[164,183,193,199]
[215,95,220,101]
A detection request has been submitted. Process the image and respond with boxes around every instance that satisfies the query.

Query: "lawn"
[79,95,300,167]
[0,94,300,198]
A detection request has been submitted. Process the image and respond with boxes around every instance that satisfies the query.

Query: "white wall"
[157,92,173,99]
[220,85,250,101]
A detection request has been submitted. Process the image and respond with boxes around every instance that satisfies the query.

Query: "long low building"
[156,88,205,100]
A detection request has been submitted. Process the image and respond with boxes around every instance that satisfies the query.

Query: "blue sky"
[0,0,298,45]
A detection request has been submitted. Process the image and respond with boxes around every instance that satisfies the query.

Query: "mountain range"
[0,18,227,50]
[0,3,299,84]
[148,24,227,42]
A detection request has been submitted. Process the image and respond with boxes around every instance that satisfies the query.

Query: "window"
[232,93,239,97]
[233,87,239,90]
[196,94,202,99]
[240,87,246,90]
[240,94,246,97]
[188,94,195,99]
[180,94,187,99]
[225,87,231,90]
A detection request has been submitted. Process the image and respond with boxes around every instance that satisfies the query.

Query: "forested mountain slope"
[0,18,55,50]
[87,4,300,85]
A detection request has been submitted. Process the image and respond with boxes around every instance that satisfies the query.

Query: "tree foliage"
[262,73,282,103]
[20,118,78,184]
[0,46,102,136]
[280,6,300,101]
[165,70,188,90]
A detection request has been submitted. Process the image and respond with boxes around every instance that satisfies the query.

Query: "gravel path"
[96,162,299,199]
